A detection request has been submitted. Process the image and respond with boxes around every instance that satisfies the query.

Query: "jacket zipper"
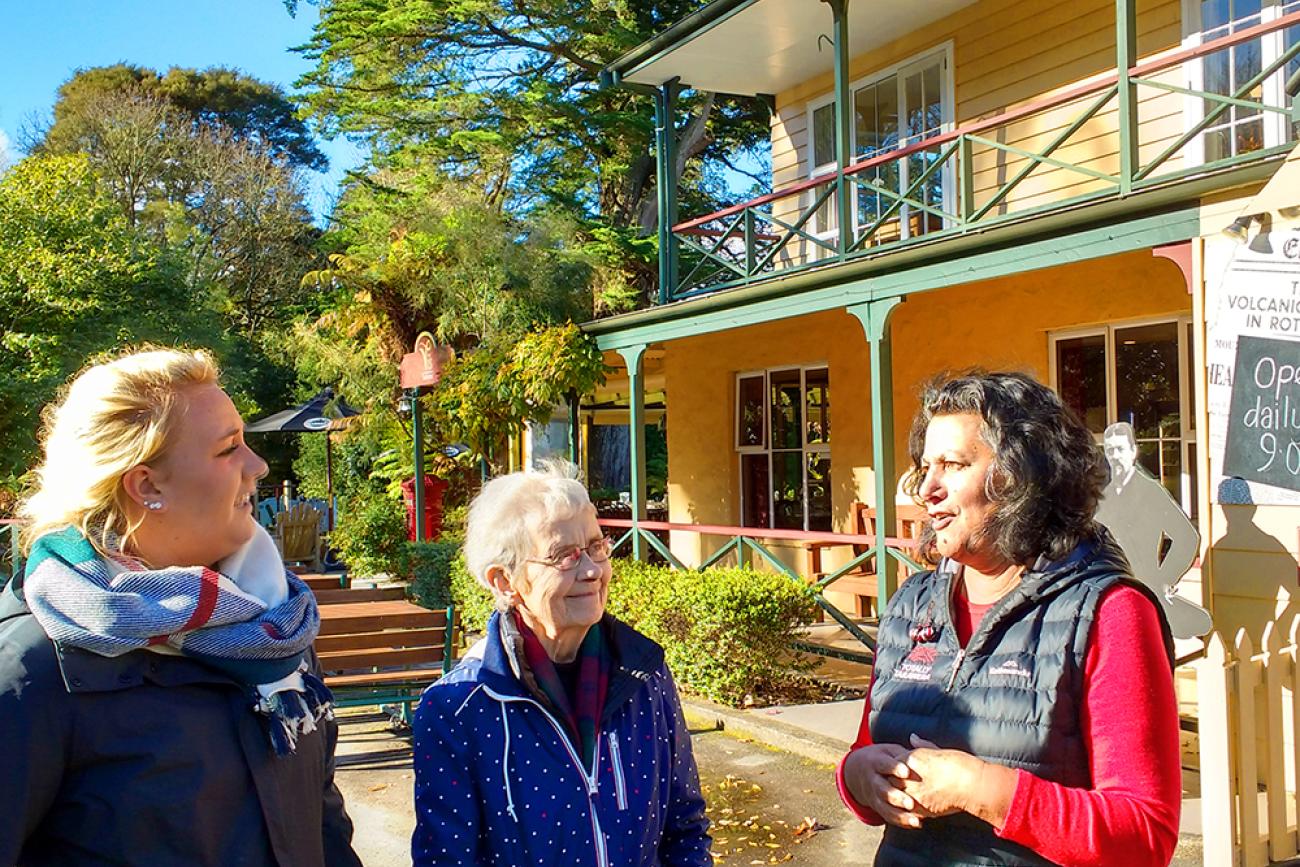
[944,648,966,693]
[606,732,628,810]
[941,562,1030,694]
[481,687,609,867]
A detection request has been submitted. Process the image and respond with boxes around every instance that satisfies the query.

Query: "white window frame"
[1180,0,1299,166]
[804,42,956,256]
[1048,315,1197,514]
[735,365,831,531]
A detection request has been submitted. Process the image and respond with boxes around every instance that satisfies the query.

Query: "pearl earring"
[145,501,163,511]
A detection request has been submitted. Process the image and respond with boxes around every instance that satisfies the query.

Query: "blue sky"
[0,0,365,220]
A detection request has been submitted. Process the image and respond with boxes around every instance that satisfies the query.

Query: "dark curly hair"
[902,370,1106,566]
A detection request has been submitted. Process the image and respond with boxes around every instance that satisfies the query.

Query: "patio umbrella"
[245,388,359,529]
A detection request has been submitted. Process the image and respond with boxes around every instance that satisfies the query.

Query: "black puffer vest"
[869,533,1173,867]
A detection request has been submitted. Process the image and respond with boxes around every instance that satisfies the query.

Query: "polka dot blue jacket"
[412,612,711,866]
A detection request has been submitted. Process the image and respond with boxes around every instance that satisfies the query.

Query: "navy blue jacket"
[412,612,711,867]
[0,574,360,867]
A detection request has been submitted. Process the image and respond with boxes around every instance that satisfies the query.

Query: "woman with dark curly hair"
[837,371,1180,867]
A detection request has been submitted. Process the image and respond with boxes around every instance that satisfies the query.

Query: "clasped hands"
[843,735,988,829]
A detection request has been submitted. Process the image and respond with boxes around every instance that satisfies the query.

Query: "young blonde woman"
[0,348,361,867]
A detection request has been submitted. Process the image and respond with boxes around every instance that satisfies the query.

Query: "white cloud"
[0,129,11,172]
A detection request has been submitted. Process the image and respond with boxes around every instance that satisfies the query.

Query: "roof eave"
[600,0,761,89]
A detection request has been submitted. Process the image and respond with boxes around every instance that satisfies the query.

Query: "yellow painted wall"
[659,249,1190,610]
[765,0,1186,267]
[661,309,874,607]
[887,249,1191,465]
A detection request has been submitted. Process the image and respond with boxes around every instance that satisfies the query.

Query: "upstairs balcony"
[604,0,1300,305]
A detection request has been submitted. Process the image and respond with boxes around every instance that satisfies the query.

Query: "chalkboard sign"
[1224,334,1300,492]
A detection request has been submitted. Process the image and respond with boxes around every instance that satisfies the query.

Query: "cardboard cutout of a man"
[1094,422,1213,639]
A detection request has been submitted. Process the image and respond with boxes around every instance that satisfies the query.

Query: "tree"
[37,75,322,340]
[289,156,606,490]
[0,155,226,483]
[38,64,326,171]
[289,0,769,307]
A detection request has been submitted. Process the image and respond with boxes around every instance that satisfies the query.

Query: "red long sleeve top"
[835,584,1182,867]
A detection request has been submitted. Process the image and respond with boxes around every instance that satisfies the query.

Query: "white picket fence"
[1199,617,1300,865]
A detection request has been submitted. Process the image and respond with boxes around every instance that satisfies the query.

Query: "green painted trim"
[965,132,1119,185]
[968,87,1118,221]
[700,537,740,569]
[1133,76,1296,116]
[410,390,426,543]
[610,528,636,554]
[617,345,648,561]
[640,529,687,570]
[1136,39,1300,181]
[1116,0,1138,193]
[591,157,1279,341]
[806,596,878,650]
[594,204,1203,349]
[860,298,901,604]
[888,547,925,574]
[816,548,876,588]
[791,639,875,665]
[744,537,800,579]
[829,0,853,255]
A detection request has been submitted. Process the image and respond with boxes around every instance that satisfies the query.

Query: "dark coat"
[411,612,711,867]
[0,576,362,867]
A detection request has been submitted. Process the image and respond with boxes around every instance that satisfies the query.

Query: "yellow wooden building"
[581,0,1300,651]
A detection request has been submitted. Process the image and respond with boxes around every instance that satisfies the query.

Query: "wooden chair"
[864,502,927,585]
[805,501,927,618]
[274,503,324,572]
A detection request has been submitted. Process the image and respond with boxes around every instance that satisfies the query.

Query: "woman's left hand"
[897,735,982,817]
[900,735,1017,826]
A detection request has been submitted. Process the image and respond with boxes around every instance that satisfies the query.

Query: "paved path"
[331,708,1205,866]
[331,709,883,866]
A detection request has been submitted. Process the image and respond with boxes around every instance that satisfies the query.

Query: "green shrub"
[607,561,818,706]
[406,540,460,608]
[330,491,408,578]
[439,504,469,541]
[450,553,496,634]
[404,537,495,633]
[402,541,817,704]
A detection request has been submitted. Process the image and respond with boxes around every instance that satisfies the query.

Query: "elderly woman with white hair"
[411,464,711,867]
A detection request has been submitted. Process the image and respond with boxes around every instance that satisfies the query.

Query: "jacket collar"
[929,532,1128,654]
[478,610,665,723]
[1,578,242,695]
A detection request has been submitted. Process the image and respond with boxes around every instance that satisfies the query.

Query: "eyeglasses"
[524,537,613,573]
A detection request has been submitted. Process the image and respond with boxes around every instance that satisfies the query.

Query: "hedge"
[403,542,818,706]
[606,561,818,706]
[406,540,495,634]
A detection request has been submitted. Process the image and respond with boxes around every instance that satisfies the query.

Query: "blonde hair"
[19,347,220,556]
[463,461,593,606]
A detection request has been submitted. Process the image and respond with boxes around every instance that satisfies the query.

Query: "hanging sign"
[1208,230,1300,504]
[399,331,454,389]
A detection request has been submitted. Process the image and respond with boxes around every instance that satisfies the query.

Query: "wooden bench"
[309,577,458,721]
[803,502,926,618]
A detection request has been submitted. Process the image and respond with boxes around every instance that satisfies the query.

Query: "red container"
[401,476,449,542]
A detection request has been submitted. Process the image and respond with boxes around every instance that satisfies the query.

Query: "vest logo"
[989,659,1033,680]
[895,644,937,682]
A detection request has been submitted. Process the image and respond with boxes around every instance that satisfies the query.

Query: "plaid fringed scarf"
[24,525,332,756]
[514,612,610,767]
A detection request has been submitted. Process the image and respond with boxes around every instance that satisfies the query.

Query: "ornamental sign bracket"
[400,331,454,389]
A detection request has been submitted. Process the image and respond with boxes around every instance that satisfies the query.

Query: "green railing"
[668,10,1300,300]
[600,517,923,658]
